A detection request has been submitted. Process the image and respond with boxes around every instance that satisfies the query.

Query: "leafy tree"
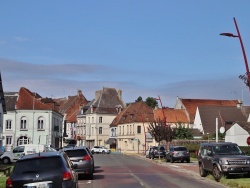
[173,125,193,140]
[135,96,143,102]
[145,97,158,109]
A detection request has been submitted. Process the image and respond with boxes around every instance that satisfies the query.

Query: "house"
[83,87,126,149]
[76,100,94,146]
[54,90,89,146]
[111,101,156,154]
[154,107,189,128]
[194,106,247,139]
[0,72,7,153]
[225,122,250,146]
[174,97,239,126]
[3,87,63,151]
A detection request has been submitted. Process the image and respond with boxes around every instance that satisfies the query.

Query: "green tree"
[145,97,158,109]
[173,125,193,140]
[135,96,143,102]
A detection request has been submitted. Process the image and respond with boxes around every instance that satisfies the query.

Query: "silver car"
[63,146,94,180]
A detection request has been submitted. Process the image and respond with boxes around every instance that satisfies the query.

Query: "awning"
[105,138,117,145]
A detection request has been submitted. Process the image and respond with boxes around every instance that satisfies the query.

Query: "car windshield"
[174,147,187,151]
[213,145,243,155]
[64,149,88,157]
[13,156,63,174]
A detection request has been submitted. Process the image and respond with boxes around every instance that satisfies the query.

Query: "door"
[12,146,25,162]
[202,146,213,171]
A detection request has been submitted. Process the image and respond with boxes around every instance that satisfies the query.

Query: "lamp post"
[220,17,250,90]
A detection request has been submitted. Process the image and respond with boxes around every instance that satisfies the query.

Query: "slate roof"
[198,106,247,135]
[176,98,239,123]
[110,101,154,127]
[154,108,189,123]
[4,92,18,111]
[85,87,126,115]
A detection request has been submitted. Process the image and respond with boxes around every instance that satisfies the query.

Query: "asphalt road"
[78,153,227,188]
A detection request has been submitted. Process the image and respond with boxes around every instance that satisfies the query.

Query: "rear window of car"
[13,156,63,174]
[64,149,88,157]
[174,147,187,151]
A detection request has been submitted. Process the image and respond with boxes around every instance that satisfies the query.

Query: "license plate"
[23,181,52,188]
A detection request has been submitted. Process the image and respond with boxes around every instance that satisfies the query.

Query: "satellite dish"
[220,127,225,134]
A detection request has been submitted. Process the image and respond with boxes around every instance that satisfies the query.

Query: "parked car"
[198,142,250,181]
[165,146,190,163]
[91,146,111,154]
[6,151,78,188]
[63,146,94,180]
[148,146,166,159]
[1,144,55,164]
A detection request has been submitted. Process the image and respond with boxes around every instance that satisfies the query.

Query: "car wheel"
[2,157,10,164]
[212,165,223,182]
[199,163,207,177]
[91,151,95,154]
[88,172,94,180]
[186,158,190,163]
[181,160,184,163]
[102,150,105,154]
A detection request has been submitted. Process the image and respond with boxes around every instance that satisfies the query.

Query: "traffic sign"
[247,136,250,145]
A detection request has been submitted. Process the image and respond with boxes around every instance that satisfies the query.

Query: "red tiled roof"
[54,90,89,123]
[110,101,154,126]
[154,108,189,123]
[16,87,57,111]
[178,98,238,123]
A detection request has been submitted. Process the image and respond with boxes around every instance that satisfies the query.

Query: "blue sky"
[1,1,250,107]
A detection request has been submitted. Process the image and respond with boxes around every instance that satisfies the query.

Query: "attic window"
[130,114,134,119]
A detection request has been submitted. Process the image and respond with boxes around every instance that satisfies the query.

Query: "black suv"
[6,151,78,188]
[148,146,166,159]
[165,146,190,163]
[198,142,250,181]
[63,146,94,180]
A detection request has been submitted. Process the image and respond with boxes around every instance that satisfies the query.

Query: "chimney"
[77,90,82,96]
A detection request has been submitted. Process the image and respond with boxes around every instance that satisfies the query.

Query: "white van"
[0,144,53,164]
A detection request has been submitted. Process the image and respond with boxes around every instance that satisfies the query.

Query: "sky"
[1,1,250,107]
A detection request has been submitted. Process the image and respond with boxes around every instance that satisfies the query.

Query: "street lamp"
[220,17,250,89]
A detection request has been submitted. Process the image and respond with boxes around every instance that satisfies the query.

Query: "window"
[6,136,12,145]
[99,117,102,123]
[38,117,44,130]
[20,117,27,129]
[6,120,12,130]
[18,136,29,145]
[13,146,25,153]
[99,127,102,134]
[137,126,141,134]
[92,117,94,123]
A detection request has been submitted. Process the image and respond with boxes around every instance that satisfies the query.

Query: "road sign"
[247,136,250,145]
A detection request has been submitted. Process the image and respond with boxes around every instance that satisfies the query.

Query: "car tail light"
[63,171,72,181]
[6,177,12,188]
[83,155,91,161]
